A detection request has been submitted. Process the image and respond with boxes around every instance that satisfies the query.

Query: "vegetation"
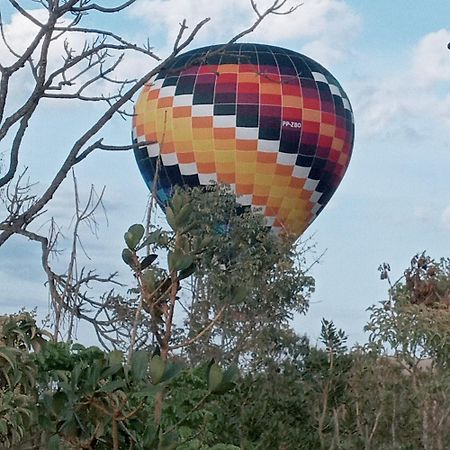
[0,312,240,449]
[2,191,450,449]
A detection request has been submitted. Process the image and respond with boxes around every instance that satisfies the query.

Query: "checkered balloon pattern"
[132,43,354,237]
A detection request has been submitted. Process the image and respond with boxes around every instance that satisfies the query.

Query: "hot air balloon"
[132,43,354,237]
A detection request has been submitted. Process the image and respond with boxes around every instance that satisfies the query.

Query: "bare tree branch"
[70,0,137,14]
[10,171,121,341]
[52,25,161,61]
[74,139,157,164]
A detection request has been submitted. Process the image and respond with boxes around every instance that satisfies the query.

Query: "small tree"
[368,253,450,368]
[179,186,315,367]
[113,186,314,364]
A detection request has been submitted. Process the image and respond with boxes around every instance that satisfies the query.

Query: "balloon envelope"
[133,43,354,237]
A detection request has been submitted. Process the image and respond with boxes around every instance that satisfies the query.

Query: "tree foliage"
[3,251,450,449]
[178,186,314,366]
[0,312,239,449]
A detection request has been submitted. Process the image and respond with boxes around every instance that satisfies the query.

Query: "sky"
[0,0,449,346]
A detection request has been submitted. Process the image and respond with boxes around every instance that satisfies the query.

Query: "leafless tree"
[0,0,299,342]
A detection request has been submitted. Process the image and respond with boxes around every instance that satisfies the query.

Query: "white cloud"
[352,74,434,137]
[352,28,450,139]
[131,0,361,65]
[411,29,450,87]
[130,0,249,48]
[442,206,450,229]
[253,0,361,66]
[0,9,49,66]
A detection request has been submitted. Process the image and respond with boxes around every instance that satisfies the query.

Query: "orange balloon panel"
[133,43,354,237]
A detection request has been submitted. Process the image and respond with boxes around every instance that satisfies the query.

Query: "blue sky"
[0,0,449,345]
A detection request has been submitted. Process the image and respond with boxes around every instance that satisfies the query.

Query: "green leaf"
[0,347,19,369]
[171,191,184,213]
[130,350,149,382]
[108,350,124,366]
[168,251,194,273]
[59,412,79,438]
[86,363,101,390]
[210,381,236,395]
[223,363,239,384]
[231,285,248,303]
[167,250,176,272]
[137,230,162,251]
[47,435,60,450]
[1,368,12,388]
[179,221,198,235]
[140,254,158,270]
[0,419,8,435]
[142,422,159,447]
[211,363,239,394]
[178,262,197,280]
[159,430,178,450]
[38,413,53,430]
[167,250,177,273]
[209,446,240,450]
[176,254,194,272]
[207,362,223,393]
[124,224,145,250]
[142,270,157,291]
[133,384,162,399]
[175,203,193,228]
[71,364,82,388]
[149,355,165,384]
[122,248,135,268]
[52,391,68,415]
[99,379,126,393]
[196,235,213,253]
[160,360,184,383]
[157,232,170,246]
[166,206,177,230]
[101,363,123,379]
[71,343,85,352]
